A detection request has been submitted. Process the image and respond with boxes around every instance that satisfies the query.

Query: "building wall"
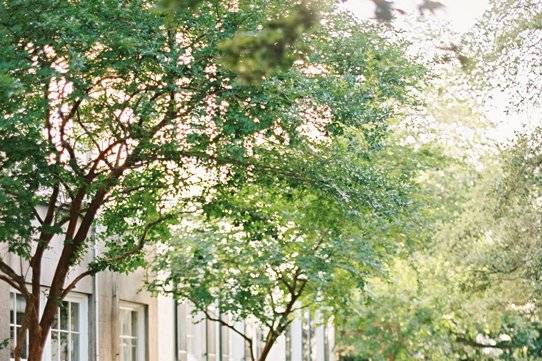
[0,278,334,361]
[1,224,335,361]
[0,282,10,361]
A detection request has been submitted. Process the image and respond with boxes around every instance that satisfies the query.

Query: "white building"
[0,217,335,361]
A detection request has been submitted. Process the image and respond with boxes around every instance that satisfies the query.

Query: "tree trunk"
[27,342,45,361]
[17,295,56,361]
[257,333,277,361]
[26,318,47,361]
[25,320,55,361]
[13,322,46,361]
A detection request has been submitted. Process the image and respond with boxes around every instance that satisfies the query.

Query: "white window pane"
[120,304,145,361]
[52,331,59,361]
[71,333,80,361]
[121,344,128,361]
[16,294,26,326]
[10,326,29,359]
[121,338,137,361]
[10,292,30,359]
[71,302,79,332]
[121,310,131,336]
[60,332,69,361]
[60,302,69,331]
[121,343,132,361]
[131,311,138,337]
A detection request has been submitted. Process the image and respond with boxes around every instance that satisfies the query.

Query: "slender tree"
[151,133,427,361]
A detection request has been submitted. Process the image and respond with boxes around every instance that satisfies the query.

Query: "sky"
[341,0,538,145]
[342,0,490,33]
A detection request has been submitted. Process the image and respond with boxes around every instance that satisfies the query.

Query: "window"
[10,292,28,360]
[206,317,217,361]
[10,291,87,361]
[119,303,146,361]
[176,302,195,361]
[50,299,85,361]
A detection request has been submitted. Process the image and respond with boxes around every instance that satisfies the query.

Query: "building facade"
[0,219,335,361]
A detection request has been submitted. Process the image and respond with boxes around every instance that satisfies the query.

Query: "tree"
[0,1,422,360]
[331,71,526,360]
[151,132,426,361]
[451,3,542,345]
[335,253,542,360]
[332,2,542,360]
[446,126,542,302]
[467,0,542,108]
[334,120,542,361]
[149,15,425,361]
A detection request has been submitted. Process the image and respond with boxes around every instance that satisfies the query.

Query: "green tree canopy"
[467,0,542,108]
[150,130,429,360]
[148,13,427,360]
[0,0,422,360]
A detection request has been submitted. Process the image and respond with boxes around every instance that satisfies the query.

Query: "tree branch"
[61,269,95,298]
[0,274,24,293]
[200,307,256,361]
[32,184,60,268]
[0,259,28,295]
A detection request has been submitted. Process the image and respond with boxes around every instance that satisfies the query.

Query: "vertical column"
[97,271,114,361]
[314,313,325,361]
[192,312,206,360]
[111,275,120,361]
[229,321,246,361]
[0,284,10,361]
[266,333,286,361]
[290,318,302,361]
[157,295,176,361]
[90,276,98,361]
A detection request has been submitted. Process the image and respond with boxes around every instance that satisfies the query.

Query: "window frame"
[119,301,147,361]
[9,291,29,361]
[48,293,89,361]
[176,302,194,361]
[9,289,88,361]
